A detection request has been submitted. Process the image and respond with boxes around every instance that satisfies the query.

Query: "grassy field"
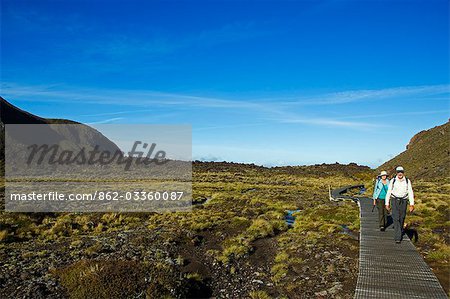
[0,162,448,298]
[404,179,450,292]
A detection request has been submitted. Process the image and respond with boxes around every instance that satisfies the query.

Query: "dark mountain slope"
[0,97,120,162]
[378,120,450,180]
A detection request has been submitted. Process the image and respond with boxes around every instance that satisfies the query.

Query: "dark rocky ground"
[0,162,371,298]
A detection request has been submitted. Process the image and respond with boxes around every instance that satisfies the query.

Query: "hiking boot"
[380,227,385,231]
[395,240,401,244]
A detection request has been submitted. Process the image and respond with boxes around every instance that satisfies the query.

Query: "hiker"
[372,170,389,231]
[385,166,415,243]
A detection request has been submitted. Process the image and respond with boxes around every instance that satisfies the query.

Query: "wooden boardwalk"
[354,197,447,298]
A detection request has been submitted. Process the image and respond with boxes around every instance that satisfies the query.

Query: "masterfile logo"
[4,124,192,212]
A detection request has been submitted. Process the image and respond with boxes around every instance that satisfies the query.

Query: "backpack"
[373,177,380,190]
[375,177,388,194]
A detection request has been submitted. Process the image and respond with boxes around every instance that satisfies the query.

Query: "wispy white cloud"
[335,109,450,120]
[0,82,268,110]
[86,117,124,124]
[3,82,447,131]
[193,123,267,131]
[81,110,152,117]
[278,84,450,106]
[80,110,181,123]
[4,82,447,108]
[279,117,390,129]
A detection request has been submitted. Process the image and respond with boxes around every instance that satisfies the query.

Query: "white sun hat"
[379,170,388,176]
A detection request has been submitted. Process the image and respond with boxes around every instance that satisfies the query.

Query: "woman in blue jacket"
[373,171,390,231]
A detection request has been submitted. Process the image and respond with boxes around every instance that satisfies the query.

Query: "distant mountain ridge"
[0,97,120,162]
[378,120,450,180]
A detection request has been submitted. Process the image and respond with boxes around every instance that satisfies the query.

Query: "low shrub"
[55,260,146,299]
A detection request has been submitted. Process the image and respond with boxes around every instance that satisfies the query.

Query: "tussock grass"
[0,162,373,298]
[405,180,449,275]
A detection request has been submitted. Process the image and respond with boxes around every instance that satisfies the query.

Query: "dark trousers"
[376,198,387,228]
[391,197,408,241]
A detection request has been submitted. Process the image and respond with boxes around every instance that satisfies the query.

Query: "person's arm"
[385,180,393,207]
[408,180,415,211]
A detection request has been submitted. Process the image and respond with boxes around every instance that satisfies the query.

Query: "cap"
[396,166,405,173]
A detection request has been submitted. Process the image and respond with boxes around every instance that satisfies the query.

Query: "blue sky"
[1,0,449,167]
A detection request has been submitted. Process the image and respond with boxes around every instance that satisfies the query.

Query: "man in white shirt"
[385,166,415,243]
